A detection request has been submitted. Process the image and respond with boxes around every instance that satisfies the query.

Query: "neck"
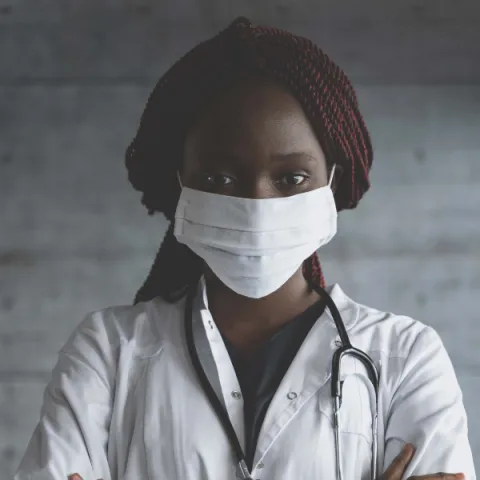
[204,267,321,334]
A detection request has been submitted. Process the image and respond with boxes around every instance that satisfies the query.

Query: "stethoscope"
[184,279,380,480]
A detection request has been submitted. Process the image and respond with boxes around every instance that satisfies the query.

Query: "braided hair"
[126,17,373,305]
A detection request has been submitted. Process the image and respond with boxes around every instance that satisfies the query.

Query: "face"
[181,75,334,198]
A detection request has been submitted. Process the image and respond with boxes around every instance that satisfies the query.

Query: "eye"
[204,173,234,188]
[277,173,309,187]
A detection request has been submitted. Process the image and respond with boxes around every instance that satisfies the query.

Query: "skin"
[181,75,335,358]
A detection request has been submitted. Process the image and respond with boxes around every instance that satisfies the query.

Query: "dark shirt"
[222,298,326,470]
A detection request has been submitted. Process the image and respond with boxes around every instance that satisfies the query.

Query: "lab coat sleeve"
[14,311,117,480]
[382,325,476,479]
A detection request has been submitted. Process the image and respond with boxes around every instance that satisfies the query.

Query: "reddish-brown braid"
[126,17,373,304]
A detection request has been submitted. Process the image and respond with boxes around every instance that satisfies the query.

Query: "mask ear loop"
[177,171,183,189]
[328,164,336,188]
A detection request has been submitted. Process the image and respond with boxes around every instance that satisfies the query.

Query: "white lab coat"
[14,277,475,480]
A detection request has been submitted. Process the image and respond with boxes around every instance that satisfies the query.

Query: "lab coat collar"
[324,283,361,332]
[195,276,361,469]
[252,283,362,466]
[197,275,360,332]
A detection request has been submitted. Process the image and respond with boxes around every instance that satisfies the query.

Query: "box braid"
[125,17,373,305]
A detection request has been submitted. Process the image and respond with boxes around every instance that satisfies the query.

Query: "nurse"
[15,17,475,480]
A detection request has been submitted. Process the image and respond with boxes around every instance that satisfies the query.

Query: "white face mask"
[174,167,338,299]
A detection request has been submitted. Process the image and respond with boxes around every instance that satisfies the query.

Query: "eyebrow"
[200,151,319,163]
[270,152,319,163]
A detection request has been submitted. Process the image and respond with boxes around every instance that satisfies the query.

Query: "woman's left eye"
[277,174,308,186]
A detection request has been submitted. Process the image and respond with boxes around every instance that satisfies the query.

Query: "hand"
[378,443,465,480]
[68,475,102,480]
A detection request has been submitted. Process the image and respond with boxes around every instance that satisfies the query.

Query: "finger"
[67,475,104,480]
[408,474,465,480]
[381,443,416,479]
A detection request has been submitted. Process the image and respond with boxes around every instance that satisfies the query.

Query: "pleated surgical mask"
[174,167,338,298]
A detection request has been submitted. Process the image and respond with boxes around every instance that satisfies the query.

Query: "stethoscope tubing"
[184,280,380,480]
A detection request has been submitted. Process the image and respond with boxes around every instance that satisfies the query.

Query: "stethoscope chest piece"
[185,280,380,480]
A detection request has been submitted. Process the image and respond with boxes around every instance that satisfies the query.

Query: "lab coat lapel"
[191,277,247,450]
[253,284,359,467]
[188,280,359,469]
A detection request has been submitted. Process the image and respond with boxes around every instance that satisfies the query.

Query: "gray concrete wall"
[1,1,479,478]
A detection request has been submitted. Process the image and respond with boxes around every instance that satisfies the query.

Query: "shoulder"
[330,284,447,364]
[65,295,184,359]
[332,284,460,400]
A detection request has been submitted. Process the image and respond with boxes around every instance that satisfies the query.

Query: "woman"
[15,17,474,480]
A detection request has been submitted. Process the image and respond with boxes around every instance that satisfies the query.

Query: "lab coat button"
[257,462,265,468]
[287,392,297,400]
[231,390,242,399]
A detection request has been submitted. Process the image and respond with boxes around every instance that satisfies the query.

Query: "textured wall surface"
[1,1,479,478]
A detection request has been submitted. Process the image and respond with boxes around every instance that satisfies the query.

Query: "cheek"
[318,160,332,185]
[303,163,328,189]
[203,263,218,282]
[313,168,329,187]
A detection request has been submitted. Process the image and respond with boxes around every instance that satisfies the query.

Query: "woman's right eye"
[205,174,234,187]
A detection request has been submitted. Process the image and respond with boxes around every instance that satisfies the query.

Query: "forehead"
[184,76,324,164]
